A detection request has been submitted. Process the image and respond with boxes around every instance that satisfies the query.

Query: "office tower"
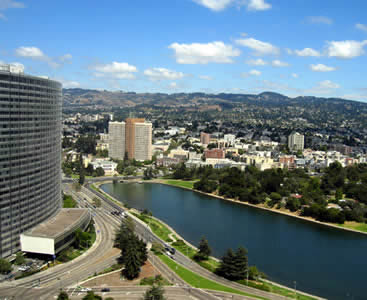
[108,121,125,160]
[0,65,62,257]
[288,132,305,151]
[125,118,152,161]
[200,132,210,145]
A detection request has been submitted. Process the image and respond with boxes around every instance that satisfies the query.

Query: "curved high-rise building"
[0,65,62,257]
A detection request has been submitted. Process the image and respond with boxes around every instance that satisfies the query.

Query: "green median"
[157,253,267,300]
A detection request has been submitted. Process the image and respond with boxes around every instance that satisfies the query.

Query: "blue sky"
[1,0,367,101]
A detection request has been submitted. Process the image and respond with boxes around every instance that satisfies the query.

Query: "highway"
[84,182,293,300]
[0,180,293,300]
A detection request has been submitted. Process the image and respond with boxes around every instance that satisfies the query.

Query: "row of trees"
[172,162,367,224]
[195,237,263,283]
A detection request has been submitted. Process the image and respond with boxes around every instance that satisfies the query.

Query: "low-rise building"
[91,160,117,175]
[205,148,225,159]
[20,209,91,256]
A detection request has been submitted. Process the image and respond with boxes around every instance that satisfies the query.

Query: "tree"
[115,219,147,279]
[0,259,12,274]
[74,228,90,249]
[233,247,248,280]
[195,237,211,261]
[14,252,25,265]
[82,291,102,300]
[123,242,142,279]
[75,135,97,155]
[215,249,237,280]
[216,247,248,281]
[94,167,105,177]
[144,167,154,180]
[78,154,85,185]
[143,284,166,300]
[57,291,69,300]
[335,188,343,201]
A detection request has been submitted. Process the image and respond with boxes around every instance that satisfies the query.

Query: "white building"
[288,132,304,151]
[109,121,125,160]
[224,134,236,145]
[91,160,117,175]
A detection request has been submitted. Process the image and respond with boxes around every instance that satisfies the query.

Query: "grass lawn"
[338,222,367,233]
[171,240,219,273]
[163,179,197,189]
[259,281,317,300]
[132,213,172,242]
[157,254,266,300]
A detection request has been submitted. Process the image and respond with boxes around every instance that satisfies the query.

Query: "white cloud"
[169,82,178,88]
[0,0,24,20]
[249,69,261,76]
[242,69,261,77]
[169,41,240,64]
[144,67,185,81]
[292,73,299,78]
[317,80,340,89]
[235,37,279,56]
[15,46,72,68]
[58,79,80,88]
[93,62,138,79]
[326,40,367,59]
[292,48,321,57]
[0,0,24,9]
[192,0,271,11]
[16,46,45,58]
[192,0,233,11]
[356,23,367,32]
[199,75,213,80]
[246,0,271,11]
[59,53,72,62]
[307,16,333,25]
[310,63,336,72]
[246,58,267,66]
[271,60,289,67]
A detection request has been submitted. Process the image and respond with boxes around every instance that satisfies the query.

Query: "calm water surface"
[101,182,367,300]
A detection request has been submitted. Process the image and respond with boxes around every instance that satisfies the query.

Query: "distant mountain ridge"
[63,88,365,108]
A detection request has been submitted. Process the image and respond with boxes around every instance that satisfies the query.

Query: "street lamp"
[294,281,297,299]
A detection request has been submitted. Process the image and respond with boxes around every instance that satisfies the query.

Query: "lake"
[101,182,367,300]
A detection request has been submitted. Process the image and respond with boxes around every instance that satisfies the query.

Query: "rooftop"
[23,208,89,239]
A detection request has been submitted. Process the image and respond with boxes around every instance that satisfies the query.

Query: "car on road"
[166,251,174,259]
[101,288,110,292]
[170,247,176,255]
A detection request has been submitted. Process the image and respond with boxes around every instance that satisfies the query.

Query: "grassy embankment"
[338,222,367,233]
[158,254,266,300]
[161,179,197,189]
[132,213,172,242]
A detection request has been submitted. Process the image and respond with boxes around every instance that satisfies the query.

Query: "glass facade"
[0,71,62,257]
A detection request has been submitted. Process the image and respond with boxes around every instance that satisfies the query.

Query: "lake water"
[101,182,367,300]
